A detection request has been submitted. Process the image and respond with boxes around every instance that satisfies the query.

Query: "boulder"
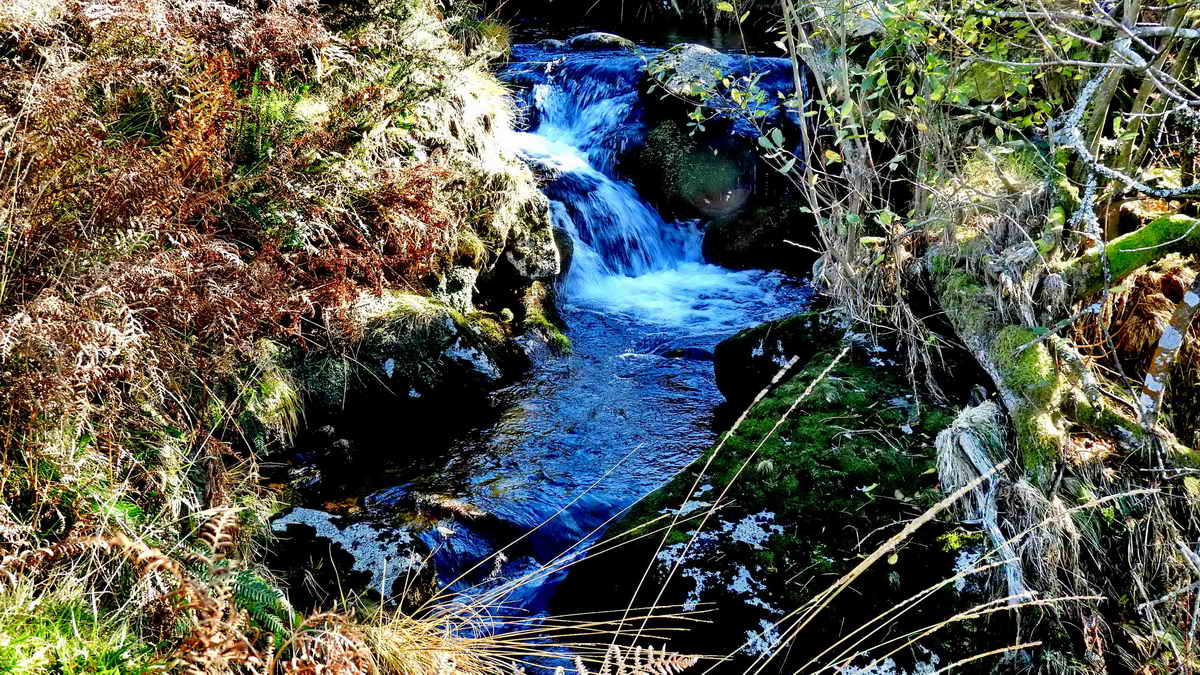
[298,292,525,414]
[270,508,436,608]
[645,44,800,139]
[713,310,843,407]
[565,32,635,51]
[637,119,755,219]
[701,199,817,275]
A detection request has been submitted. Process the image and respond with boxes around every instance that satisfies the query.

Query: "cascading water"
[370,41,808,624]
[505,44,800,330]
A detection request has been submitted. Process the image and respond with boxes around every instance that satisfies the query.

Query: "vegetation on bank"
[0,0,574,671]
[1,0,1198,672]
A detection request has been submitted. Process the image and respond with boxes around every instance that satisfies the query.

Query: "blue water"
[370,40,808,626]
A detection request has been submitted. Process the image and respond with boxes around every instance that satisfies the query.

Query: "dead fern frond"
[195,507,242,564]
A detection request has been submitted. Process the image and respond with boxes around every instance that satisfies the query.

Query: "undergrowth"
[0,0,563,671]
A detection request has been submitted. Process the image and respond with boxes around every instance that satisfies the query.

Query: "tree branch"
[1057,215,1200,301]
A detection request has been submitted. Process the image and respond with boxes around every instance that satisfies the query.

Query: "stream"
[392,42,807,614]
[285,38,809,638]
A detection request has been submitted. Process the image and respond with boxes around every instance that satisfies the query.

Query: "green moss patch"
[618,346,954,611]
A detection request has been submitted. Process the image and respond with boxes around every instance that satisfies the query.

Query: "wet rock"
[565,32,635,51]
[298,292,526,415]
[270,508,435,609]
[537,38,565,50]
[701,199,817,275]
[662,347,714,361]
[713,310,844,407]
[645,44,802,139]
[550,202,575,280]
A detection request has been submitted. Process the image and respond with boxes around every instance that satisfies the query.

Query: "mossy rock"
[637,119,755,219]
[584,345,958,665]
[713,310,843,407]
[701,199,817,274]
[298,292,526,415]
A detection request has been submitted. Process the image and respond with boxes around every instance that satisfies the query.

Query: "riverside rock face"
[299,292,525,416]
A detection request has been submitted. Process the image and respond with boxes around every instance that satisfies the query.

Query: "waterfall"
[501,45,792,334]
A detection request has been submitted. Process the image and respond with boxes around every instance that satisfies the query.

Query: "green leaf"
[715,1,734,10]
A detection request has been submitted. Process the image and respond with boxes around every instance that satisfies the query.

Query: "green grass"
[0,584,160,675]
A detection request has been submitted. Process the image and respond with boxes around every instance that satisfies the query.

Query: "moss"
[524,313,572,355]
[466,312,507,346]
[1012,408,1065,475]
[617,348,953,609]
[297,355,355,412]
[992,326,1061,406]
[990,326,1067,474]
[520,281,571,355]
[1039,204,1066,256]
[239,342,303,454]
[937,269,996,338]
[1059,214,1200,299]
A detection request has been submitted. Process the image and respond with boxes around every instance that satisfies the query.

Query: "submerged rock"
[565,32,635,50]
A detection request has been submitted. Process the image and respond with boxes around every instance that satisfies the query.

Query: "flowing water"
[370,42,807,621]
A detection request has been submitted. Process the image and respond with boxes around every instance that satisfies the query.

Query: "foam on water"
[501,46,793,334]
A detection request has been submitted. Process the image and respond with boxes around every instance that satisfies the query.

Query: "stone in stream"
[559,311,968,670]
[712,309,844,407]
[648,43,735,100]
[270,508,436,610]
[565,32,635,51]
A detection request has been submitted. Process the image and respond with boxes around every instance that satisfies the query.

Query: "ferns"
[233,569,296,644]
